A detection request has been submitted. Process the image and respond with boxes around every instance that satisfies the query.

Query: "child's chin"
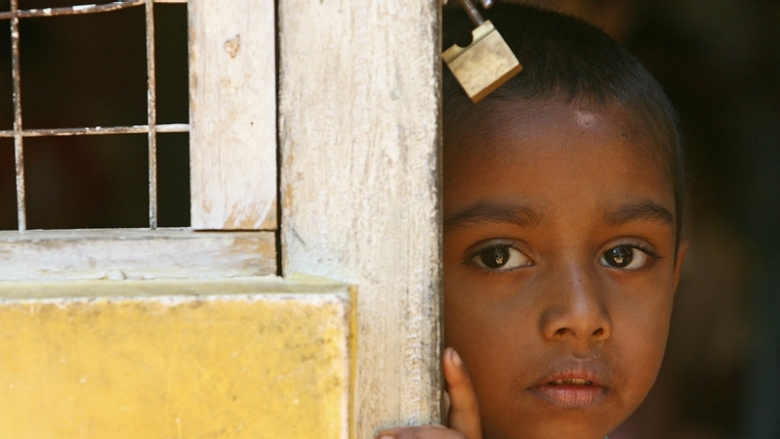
[485,398,630,439]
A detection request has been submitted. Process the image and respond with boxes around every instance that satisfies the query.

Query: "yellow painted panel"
[0,279,352,439]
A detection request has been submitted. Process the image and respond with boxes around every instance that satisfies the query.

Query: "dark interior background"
[0,1,778,438]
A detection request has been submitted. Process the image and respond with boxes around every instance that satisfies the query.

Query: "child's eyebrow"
[444,202,544,230]
[604,201,675,227]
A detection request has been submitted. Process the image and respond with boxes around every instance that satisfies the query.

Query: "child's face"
[443,99,685,439]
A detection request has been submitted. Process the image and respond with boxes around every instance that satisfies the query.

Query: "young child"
[379,4,687,439]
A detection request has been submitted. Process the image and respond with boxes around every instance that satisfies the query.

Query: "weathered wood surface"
[189,0,277,230]
[0,229,276,281]
[279,0,442,436]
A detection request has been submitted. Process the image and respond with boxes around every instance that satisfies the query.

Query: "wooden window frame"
[0,0,278,280]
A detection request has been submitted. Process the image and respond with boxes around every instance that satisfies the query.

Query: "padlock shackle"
[461,0,485,26]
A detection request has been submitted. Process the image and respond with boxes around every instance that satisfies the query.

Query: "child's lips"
[531,380,607,408]
[527,361,611,408]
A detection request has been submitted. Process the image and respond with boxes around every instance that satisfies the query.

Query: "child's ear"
[672,237,689,291]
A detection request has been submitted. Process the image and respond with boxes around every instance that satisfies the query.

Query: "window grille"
[0,0,277,280]
[0,0,188,231]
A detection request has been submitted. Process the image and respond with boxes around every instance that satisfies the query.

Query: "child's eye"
[599,245,658,270]
[471,244,532,271]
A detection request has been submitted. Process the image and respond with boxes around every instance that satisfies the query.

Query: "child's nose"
[538,265,612,344]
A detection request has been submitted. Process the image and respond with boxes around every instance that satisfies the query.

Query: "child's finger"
[443,347,482,439]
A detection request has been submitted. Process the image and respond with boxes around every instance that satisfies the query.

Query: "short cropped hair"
[443,4,685,242]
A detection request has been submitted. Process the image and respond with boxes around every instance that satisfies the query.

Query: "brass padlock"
[442,0,522,103]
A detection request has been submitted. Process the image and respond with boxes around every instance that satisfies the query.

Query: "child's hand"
[376,347,482,439]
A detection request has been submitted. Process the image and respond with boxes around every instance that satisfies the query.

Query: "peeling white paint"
[279,0,442,436]
[0,229,276,282]
[189,0,276,231]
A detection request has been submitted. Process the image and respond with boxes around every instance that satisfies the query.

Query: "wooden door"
[279,1,443,437]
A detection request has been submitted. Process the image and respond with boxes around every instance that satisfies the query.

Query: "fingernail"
[449,348,462,368]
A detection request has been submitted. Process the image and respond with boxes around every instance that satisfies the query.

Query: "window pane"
[0,138,15,230]
[155,2,188,125]
[157,132,189,227]
[24,135,148,229]
[19,8,147,129]
[0,20,10,130]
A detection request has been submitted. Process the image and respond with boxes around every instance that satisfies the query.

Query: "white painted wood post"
[278,1,443,437]
[189,0,277,230]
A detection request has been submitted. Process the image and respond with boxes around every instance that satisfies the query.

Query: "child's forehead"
[450,98,641,139]
[444,97,663,170]
[442,98,676,229]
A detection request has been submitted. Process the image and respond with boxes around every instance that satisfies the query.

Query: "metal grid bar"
[0,124,189,137]
[4,0,188,231]
[10,0,25,231]
[0,1,187,21]
[145,0,158,229]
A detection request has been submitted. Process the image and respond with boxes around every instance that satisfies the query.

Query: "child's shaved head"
[443,4,685,241]
[438,5,687,439]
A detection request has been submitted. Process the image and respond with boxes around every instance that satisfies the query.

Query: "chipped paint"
[0,229,276,281]
[224,34,241,58]
[278,0,443,436]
